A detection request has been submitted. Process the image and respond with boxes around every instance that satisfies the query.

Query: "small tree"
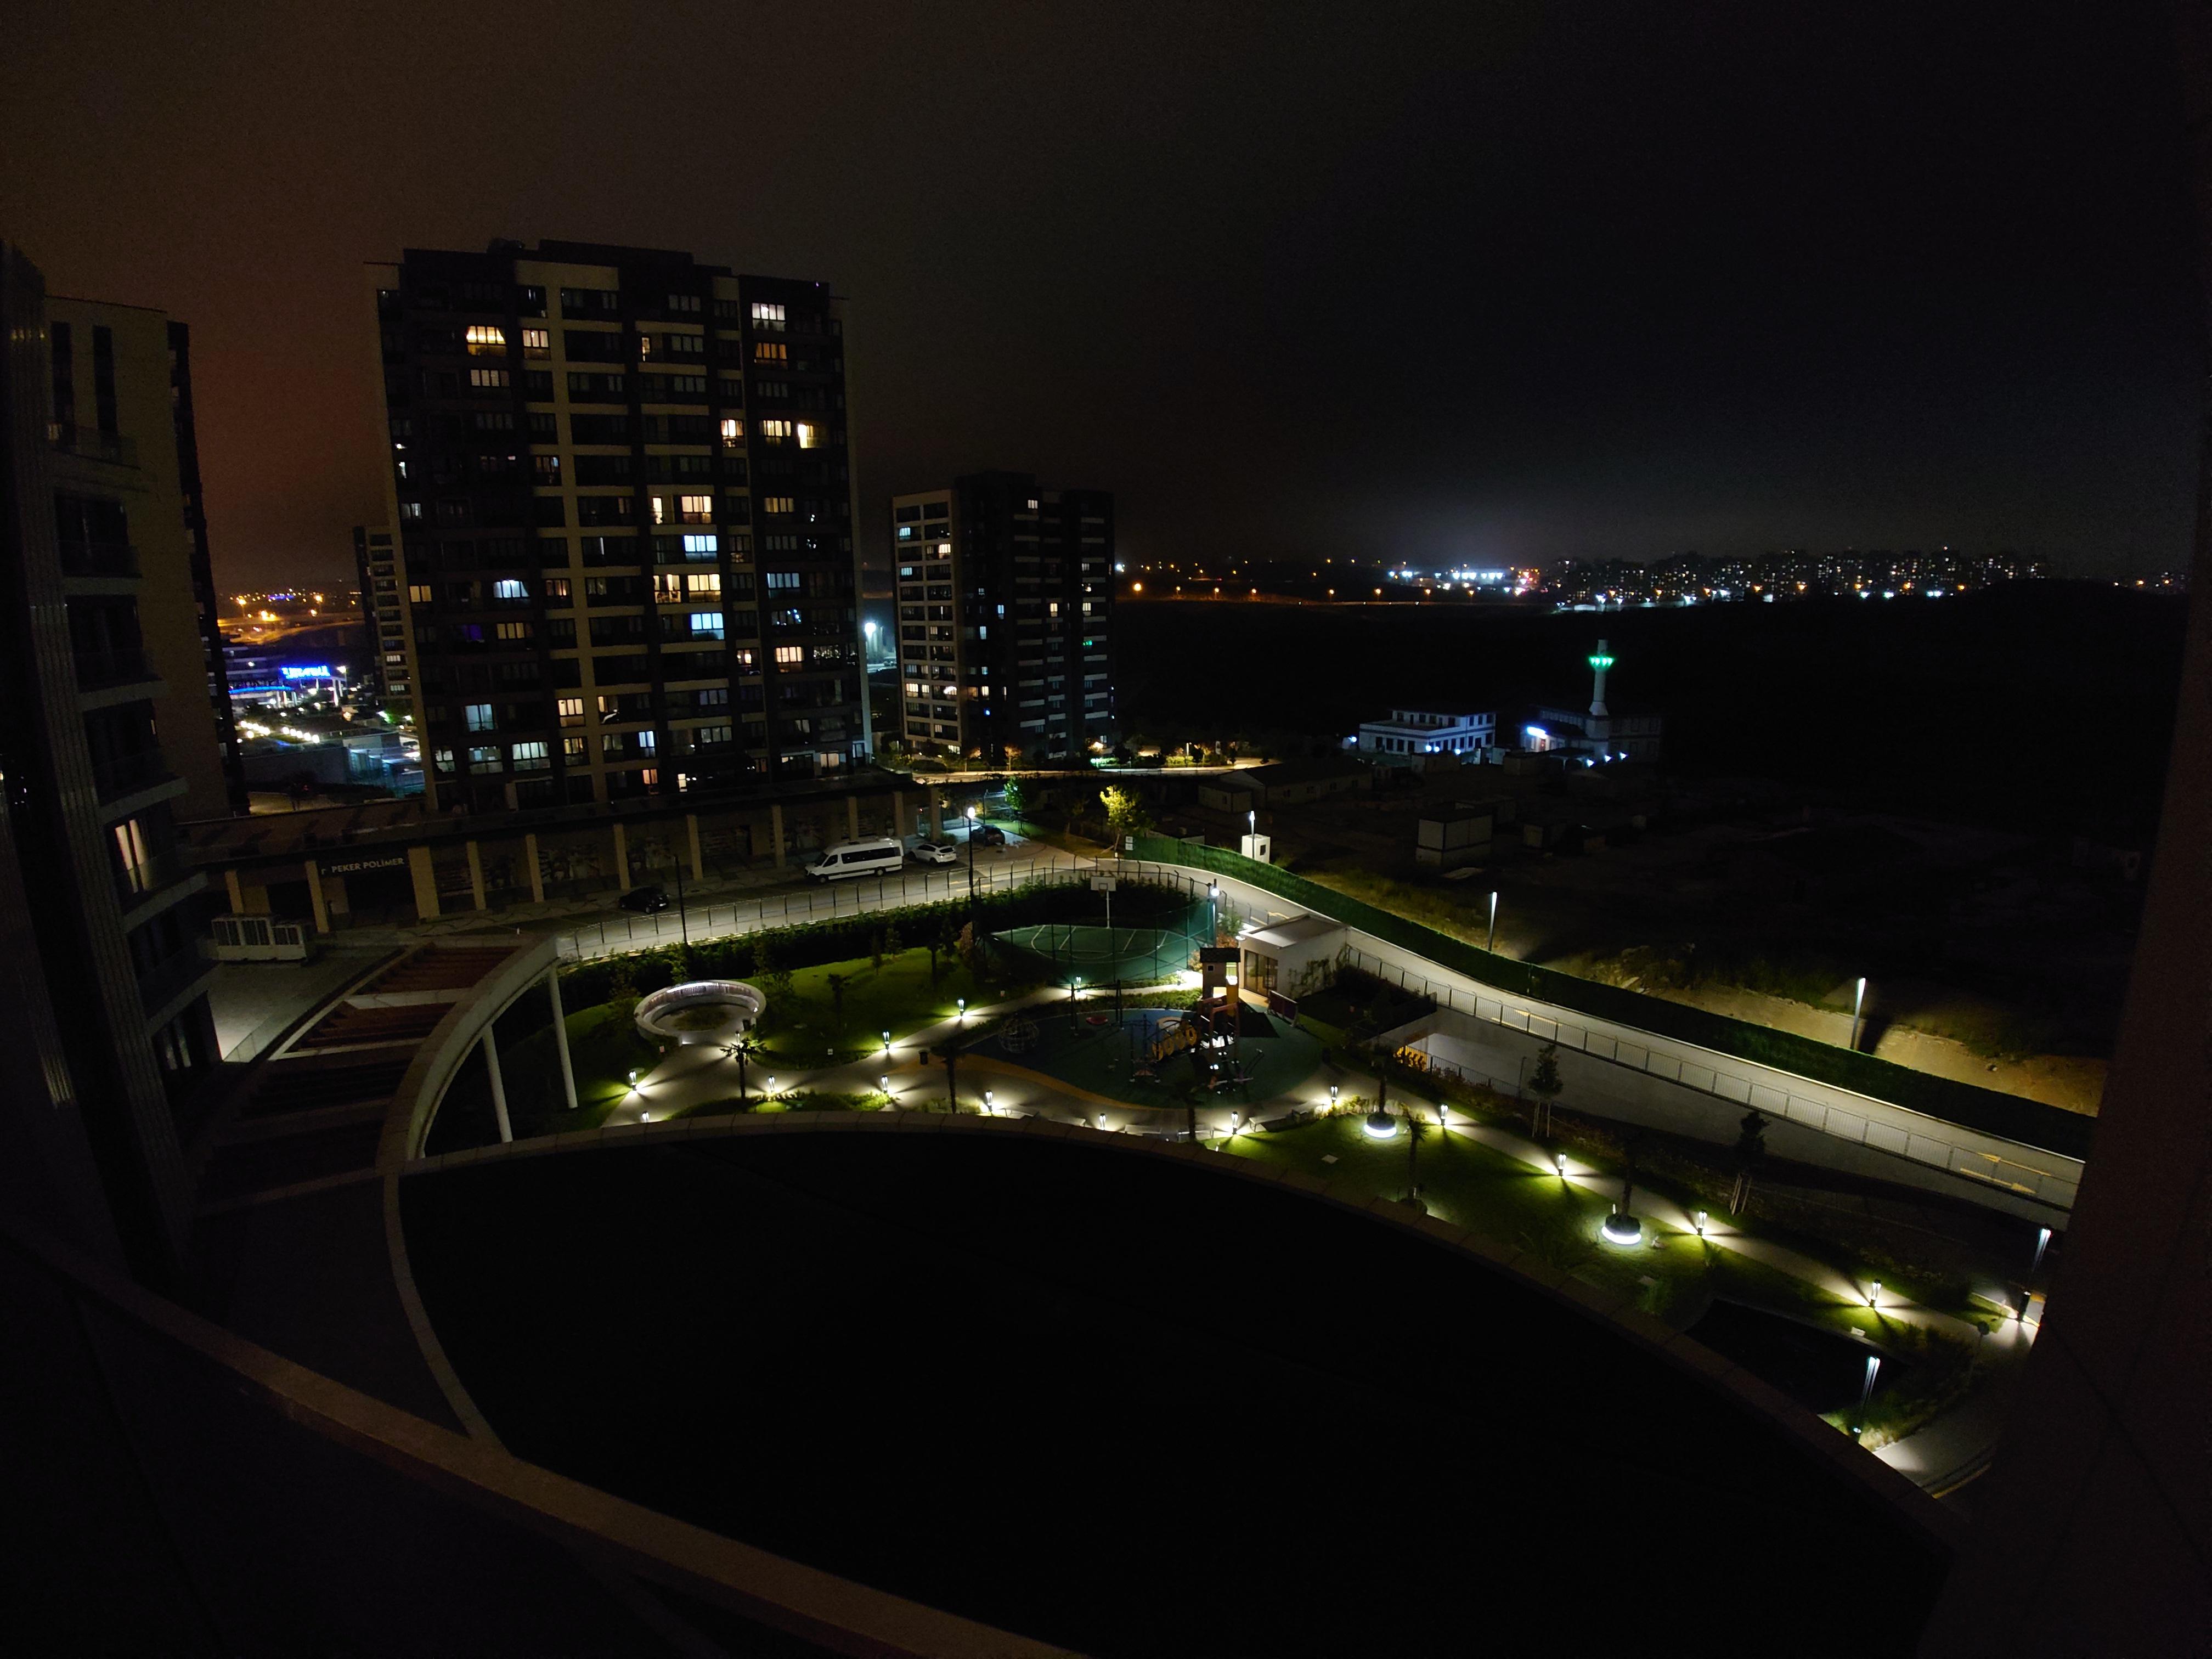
[1002,775,1030,819]
[1526,1042,1563,1140]
[882,922,903,960]
[1099,785,1152,851]
[868,929,885,972]
[1730,1108,1769,1214]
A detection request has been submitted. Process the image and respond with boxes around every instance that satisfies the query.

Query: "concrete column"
[482,1024,513,1143]
[894,789,910,841]
[524,832,545,904]
[612,821,630,891]
[770,803,786,870]
[223,867,244,915]
[547,969,578,1114]
[466,839,488,911]
[686,812,705,880]
[927,785,944,838]
[303,858,331,934]
[407,845,440,921]
[847,794,860,840]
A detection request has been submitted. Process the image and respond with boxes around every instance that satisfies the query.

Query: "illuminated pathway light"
[1600,1210,1644,1247]
[1363,1109,1398,1140]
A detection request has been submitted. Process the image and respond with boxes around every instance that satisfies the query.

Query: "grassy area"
[753,946,1037,1067]
[498,1001,663,1139]
[1221,1111,1997,1443]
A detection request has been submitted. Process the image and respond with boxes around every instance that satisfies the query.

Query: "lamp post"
[1487,890,1499,953]
[965,804,979,906]
[1069,975,1082,1032]
[1850,975,1868,1052]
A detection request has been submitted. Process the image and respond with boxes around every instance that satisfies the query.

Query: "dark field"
[404,1134,1948,1657]
[1119,583,2186,837]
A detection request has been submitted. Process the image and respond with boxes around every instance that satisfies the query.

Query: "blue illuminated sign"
[280,664,333,681]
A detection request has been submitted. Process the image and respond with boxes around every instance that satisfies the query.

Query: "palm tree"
[727,1032,765,1109]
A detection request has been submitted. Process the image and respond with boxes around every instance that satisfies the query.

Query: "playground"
[993,999,1326,1110]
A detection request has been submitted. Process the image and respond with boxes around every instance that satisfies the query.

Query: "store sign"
[320,853,409,876]
[280,664,333,680]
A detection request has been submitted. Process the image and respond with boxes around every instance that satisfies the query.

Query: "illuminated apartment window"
[686,572,721,597]
[653,572,683,602]
[433,748,455,772]
[795,422,820,449]
[407,584,432,603]
[492,579,527,600]
[750,301,785,329]
[681,533,718,556]
[468,746,501,770]
[112,819,154,894]
[689,611,725,639]
[468,368,510,388]
[775,644,803,665]
[679,494,713,523]
[753,341,787,364]
[494,621,531,640]
[731,647,757,669]
[557,697,584,727]
[759,419,792,443]
[545,576,571,601]
[636,731,657,754]
[521,327,550,358]
[465,703,494,732]
[761,496,794,515]
[719,417,743,446]
[563,736,585,760]
[512,741,550,771]
[465,325,507,355]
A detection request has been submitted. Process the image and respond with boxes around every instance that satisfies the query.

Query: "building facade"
[1356,707,1496,766]
[352,522,408,706]
[889,472,1114,761]
[369,240,868,813]
[0,244,224,1280]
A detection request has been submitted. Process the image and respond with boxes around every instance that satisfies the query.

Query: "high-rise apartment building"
[889,472,1115,762]
[352,522,407,705]
[0,244,226,1279]
[369,240,868,813]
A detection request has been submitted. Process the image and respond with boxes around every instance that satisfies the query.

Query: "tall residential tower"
[369,240,868,812]
[889,472,1115,762]
[0,244,227,1280]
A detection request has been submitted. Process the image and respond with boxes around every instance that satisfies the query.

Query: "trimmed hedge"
[1131,835,2092,1160]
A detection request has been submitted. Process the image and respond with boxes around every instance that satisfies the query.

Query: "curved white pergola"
[633,980,768,1047]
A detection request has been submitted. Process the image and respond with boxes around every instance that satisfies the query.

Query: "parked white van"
[805,837,907,882]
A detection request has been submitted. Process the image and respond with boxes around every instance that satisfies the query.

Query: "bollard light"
[1555,1151,1567,1180]
[984,1088,995,1114]
[957,997,967,1018]
[882,1029,891,1053]
[1869,1280,1881,1309]
[1695,1209,1708,1237]
[1329,1084,1340,1106]
[878,1074,889,1092]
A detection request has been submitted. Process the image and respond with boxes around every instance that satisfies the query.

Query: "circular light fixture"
[1363,1111,1398,1140]
[1600,1211,1644,1247]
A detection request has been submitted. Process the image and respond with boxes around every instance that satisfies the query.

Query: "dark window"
[91,325,117,434]
[49,320,74,429]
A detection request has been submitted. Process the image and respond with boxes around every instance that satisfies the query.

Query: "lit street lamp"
[1487,890,1499,953]
[1850,976,1869,1052]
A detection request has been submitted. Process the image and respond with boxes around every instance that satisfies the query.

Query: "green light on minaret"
[1588,652,1615,672]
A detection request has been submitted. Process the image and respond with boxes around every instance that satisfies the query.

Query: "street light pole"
[1487,890,1499,953]
[1851,975,1868,1052]
[965,804,979,908]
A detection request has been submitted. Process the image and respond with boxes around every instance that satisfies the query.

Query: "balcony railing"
[134,941,211,1018]
[47,424,137,466]
[56,539,139,579]
[73,647,157,692]
[91,750,175,803]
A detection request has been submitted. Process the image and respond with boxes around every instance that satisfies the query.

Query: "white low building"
[1354,708,1496,768]
[1235,913,1347,1001]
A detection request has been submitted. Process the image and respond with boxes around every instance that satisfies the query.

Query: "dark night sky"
[3,2,2200,587]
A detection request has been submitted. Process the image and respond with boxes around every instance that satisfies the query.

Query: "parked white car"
[910,838,960,865]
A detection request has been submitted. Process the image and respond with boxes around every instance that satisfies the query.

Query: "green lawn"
[754,947,1035,1067]
[498,1001,663,1139]
[1221,1113,2000,1443]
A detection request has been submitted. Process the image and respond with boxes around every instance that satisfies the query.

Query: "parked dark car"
[617,883,671,915]
[972,823,1008,847]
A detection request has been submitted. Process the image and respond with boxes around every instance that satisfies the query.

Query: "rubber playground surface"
[991,1003,1326,1109]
